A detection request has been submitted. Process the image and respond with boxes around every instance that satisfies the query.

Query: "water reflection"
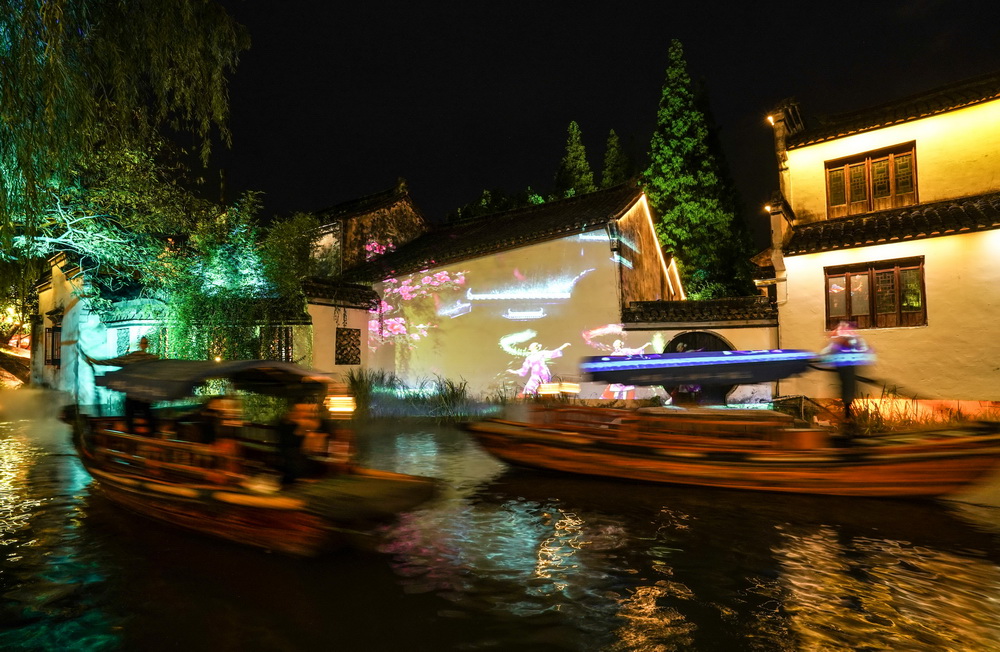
[765,524,1000,650]
[372,425,1000,651]
[0,410,121,651]
[4,404,1000,651]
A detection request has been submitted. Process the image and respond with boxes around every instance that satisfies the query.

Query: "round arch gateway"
[663,330,734,404]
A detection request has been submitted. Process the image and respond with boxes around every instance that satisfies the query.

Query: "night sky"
[211,1,1000,248]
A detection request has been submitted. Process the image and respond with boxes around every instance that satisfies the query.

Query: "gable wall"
[618,195,682,304]
[370,231,633,398]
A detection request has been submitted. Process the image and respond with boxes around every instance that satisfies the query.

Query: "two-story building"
[766,72,1000,402]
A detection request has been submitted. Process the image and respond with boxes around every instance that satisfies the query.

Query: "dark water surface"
[3,391,1000,651]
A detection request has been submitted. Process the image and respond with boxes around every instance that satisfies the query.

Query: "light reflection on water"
[3,396,1000,651]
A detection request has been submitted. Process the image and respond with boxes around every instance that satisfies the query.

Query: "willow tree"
[642,40,754,299]
[0,0,248,254]
[0,0,248,343]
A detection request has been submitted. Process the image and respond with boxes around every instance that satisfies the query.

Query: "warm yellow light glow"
[324,395,356,414]
[538,382,580,396]
[764,204,772,214]
[767,115,775,126]
[214,356,222,362]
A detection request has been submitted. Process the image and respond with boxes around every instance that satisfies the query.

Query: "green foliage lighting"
[641,39,755,299]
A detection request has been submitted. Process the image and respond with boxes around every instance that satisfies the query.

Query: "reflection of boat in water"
[466,405,1000,498]
[67,359,438,556]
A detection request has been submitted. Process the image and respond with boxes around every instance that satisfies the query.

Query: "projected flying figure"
[507,341,571,397]
[582,325,653,399]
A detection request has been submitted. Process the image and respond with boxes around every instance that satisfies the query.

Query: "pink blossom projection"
[367,245,469,351]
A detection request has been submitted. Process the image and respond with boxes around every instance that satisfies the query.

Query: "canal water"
[3,390,1000,651]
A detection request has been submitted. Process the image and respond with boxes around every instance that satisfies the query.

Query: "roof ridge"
[317,178,417,221]
[450,181,641,224]
[789,70,1000,148]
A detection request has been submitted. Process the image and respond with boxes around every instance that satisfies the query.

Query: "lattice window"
[825,257,926,330]
[826,143,916,218]
[335,328,361,365]
[116,328,130,356]
[44,327,62,366]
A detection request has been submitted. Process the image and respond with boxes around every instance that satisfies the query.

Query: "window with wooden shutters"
[825,143,917,218]
[824,257,926,330]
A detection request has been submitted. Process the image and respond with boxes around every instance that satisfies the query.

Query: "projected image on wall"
[368,232,636,398]
[365,229,761,403]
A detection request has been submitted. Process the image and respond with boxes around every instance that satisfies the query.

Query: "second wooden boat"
[465,405,1000,498]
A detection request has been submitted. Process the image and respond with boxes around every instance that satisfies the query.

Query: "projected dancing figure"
[508,341,571,397]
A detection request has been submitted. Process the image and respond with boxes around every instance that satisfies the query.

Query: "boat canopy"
[95,359,334,402]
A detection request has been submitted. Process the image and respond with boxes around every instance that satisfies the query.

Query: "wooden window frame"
[44,326,62,366]
[825,142,917,219]
[824,257,927,330]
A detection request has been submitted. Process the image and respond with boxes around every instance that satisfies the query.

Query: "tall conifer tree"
[553,121,596,198]
[642,40,754,298]
[600,129,630,188]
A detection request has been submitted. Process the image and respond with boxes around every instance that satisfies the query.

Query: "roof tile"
[784,191,1000,255]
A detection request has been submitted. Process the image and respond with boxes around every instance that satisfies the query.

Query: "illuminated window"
[824,257,925,329]
[335,328,361,365]
[826,143,916,218]
[44,327,62,366]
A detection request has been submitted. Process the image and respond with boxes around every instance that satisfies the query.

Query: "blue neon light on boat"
[580,349,817,373]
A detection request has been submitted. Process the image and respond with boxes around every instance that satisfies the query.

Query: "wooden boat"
[68,359,438,556]
[465,404,1000,498]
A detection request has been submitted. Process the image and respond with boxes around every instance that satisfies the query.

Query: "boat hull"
[72,417,437,556]
[468,416,1000,498]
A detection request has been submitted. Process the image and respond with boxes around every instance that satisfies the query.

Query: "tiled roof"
[316,178,424,226]
[343,183,643,283]
[624,296,777,324]
[787,71,1000,149]
[301,277,381,310]
[103,299,167,324]
[784,191,1000,256]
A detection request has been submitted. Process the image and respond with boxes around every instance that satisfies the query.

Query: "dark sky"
[211,1,1000,248]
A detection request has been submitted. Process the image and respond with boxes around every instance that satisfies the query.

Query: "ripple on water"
[1,418,122,651]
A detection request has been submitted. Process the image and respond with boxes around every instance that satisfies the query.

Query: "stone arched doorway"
[663,330,735,405]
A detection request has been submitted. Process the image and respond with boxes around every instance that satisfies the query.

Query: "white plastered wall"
[778,230,1000,401]
[308,304,369,379]
[370,233,624,398]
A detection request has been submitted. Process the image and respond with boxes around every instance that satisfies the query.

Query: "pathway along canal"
[3,390,1000,651]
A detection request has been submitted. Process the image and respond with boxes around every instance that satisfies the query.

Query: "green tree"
[641,40,754,299]
[160,196,318,361]
[447,187,546,222]
[553,121,596,198]
[600,129,631,188]
[0,0,248,246]
[0,0,247,351]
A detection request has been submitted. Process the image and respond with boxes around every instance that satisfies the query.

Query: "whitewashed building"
[766,72,1000,401]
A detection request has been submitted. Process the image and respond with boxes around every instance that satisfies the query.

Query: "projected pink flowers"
[367,254,468,350]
